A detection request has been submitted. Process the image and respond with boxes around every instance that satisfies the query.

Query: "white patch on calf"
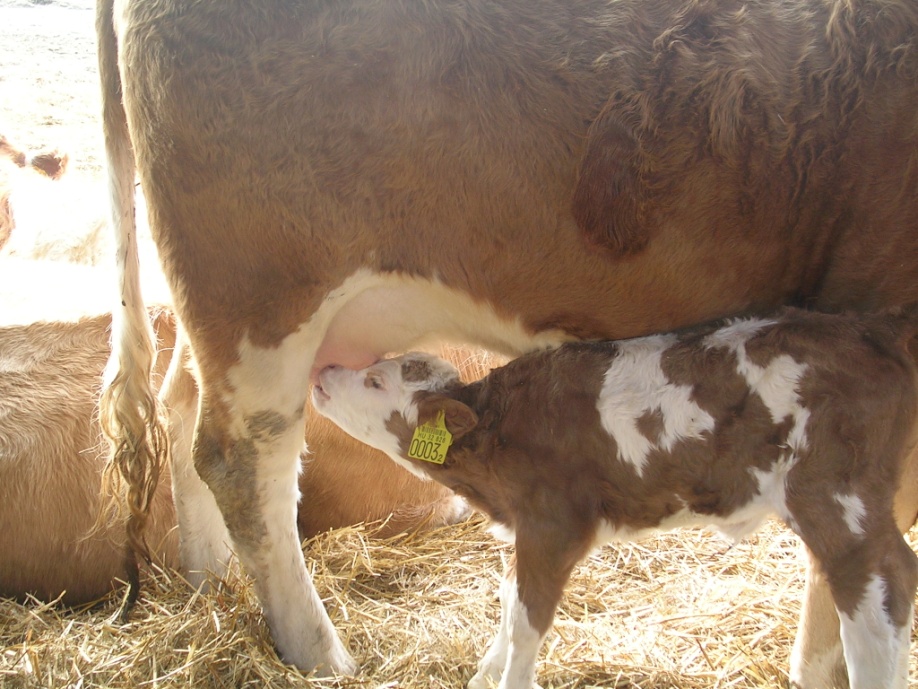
[837,574,911,689]
[834,492,868,537]
[704,321,810,456]
[475,576,544,689]
[597,334,715,477]
[701,317,776,350]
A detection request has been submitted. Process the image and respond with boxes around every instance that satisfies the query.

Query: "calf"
[313,307,918,689]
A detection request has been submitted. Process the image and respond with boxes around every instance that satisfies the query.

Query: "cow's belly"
[311,269,572,379]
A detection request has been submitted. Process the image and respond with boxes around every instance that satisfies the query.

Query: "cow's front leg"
[191,337,355,675]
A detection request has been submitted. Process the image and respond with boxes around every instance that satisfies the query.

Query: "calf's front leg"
[469,524,589,689]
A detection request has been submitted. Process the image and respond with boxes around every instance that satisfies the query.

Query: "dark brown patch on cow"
[245,410,291,443]
[572,104,648,257]
[193,415,267,549]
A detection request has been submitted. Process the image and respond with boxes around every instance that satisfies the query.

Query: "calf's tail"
[95,0,170,615]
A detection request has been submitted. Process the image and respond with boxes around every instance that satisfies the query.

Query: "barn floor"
[2,516,918,688]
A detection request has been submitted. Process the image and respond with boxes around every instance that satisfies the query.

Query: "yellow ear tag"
[408,410,453,464]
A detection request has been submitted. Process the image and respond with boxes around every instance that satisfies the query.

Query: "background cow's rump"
[0,309,177,604]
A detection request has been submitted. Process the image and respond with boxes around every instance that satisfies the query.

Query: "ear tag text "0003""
[408,410,453,464]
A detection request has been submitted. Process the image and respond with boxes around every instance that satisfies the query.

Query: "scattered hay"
[2,516,917,688]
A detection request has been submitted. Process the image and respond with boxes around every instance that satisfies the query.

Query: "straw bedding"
[1,8,917,688]
[3,515,917,688]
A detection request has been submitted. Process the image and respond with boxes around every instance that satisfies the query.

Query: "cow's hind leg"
[190,333,355,675]
[160,333,233,586]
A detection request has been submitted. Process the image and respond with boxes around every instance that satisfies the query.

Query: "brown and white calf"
[313,307,918,689]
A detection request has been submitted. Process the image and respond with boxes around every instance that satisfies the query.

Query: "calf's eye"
[365,374,384,390]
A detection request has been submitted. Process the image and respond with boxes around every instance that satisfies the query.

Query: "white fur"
[702,319,810,530]
[704,322,810,456]
[469,575,545,689]
[701,317,776,351]
[217,326,357,672]
[314,268,571,373]
[312,353,460,481]
[597,334,715,476]
[225,329,315,432]
[834,492,868,538]
[837,574,911,689]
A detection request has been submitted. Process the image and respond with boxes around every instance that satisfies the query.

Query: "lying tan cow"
[0,296,473,605]
[98,0,918,682]
[314,308,918,689]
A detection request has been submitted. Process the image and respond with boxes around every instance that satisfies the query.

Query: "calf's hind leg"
[790,547,850,688]
[835,534,916,689]
[791,446,918,689]
[794,511,916,689]
[189,332,355,675]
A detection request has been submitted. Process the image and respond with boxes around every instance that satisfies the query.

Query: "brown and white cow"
[314,307,918,689]
[97,0,918,682]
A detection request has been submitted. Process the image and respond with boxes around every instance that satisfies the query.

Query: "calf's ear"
[417,394,479,441]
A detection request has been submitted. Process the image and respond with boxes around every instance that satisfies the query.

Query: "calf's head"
[312,353,479,478]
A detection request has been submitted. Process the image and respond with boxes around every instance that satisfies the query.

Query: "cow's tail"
[96,0,170,616]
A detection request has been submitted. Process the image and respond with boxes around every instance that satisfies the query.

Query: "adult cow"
[97,0,918,685]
